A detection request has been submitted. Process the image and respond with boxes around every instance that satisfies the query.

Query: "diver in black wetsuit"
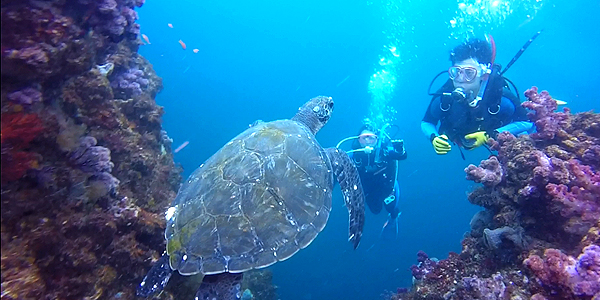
[421,38,534,157]
[343,123,407,240]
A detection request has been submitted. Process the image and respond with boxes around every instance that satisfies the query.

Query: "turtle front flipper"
[325,147,365,249]
[137,253,173,297]
[195,273,244,300]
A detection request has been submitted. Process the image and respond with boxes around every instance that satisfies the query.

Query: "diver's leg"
[385,181,401,218]
[366,192,383,215]
[380,181,401,240]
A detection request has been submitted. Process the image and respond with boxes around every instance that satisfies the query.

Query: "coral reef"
[524,245,600,297]
[2,2,279,299]
[465,156,503,187]
[1,0,184,299]
[387,87,600,300]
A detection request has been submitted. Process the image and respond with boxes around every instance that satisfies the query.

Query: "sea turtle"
[137,96,365,299]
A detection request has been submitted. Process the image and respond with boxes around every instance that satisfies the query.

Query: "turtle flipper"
[195,273,244,300]
[137,253,173,297]
[325,147,365,249]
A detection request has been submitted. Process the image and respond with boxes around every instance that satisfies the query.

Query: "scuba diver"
[337,122,407,240]
[421,36,537,158]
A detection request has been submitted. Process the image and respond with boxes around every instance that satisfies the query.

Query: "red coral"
[1,151,38,182]
[1,112,43,147]
[1,113,43,182]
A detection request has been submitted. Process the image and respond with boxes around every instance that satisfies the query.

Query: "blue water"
[137,0,600,299]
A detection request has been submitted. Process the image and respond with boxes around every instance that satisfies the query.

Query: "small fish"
[178,39,186,50]
[193,49,199,53]
[174,141,189,153]
[554,99,567,106]
[168,23,174,28]
[141,34,150,44]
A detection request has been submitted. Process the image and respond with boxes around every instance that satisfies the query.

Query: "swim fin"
[380,213,400,241]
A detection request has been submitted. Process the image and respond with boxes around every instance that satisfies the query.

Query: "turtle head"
[292,96,334,135]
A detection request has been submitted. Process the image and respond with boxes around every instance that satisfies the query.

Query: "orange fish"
[141,34,150,44]
[193,49,199,53]
[168,23,174,28]
[178,40,186,50]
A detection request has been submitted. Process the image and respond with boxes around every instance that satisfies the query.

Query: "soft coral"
[1,112,43,182]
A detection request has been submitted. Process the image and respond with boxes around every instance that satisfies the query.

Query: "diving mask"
[358,133,378,146]
[448,66,478,83]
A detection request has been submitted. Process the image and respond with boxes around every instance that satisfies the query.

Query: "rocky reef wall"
[1,0,183,299]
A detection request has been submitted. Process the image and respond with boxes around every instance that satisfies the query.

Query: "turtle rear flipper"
[137,253,173,297]
[325,147,365,249]
[195,273,243,300]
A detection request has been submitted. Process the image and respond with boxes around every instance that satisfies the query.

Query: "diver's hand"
[431,134,451,155]
[464,131,489,149]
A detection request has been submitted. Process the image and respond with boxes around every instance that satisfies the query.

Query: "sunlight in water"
[449,0,544,39]
[366,0,411,130]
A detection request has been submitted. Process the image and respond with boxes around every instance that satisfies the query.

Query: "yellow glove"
[464,131,489,149]
[431,134,451,155]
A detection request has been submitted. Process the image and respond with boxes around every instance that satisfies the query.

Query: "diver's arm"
[421,121,439,141]
[421,96,442,141]
[493,121,535,137]
[490,95,535,137]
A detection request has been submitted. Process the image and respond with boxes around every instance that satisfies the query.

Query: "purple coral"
[410,251,438,280]
[582,145,600,167]
[111,67,148,97]
[92,0,141,38]
[567,245,600,296]
[522,87,570,140]
[461,273,507,299]
[525,245,600,296]
[465,156,503,187]
[542,159,600,235]
[70,136,119,194]
[98,0,118,13]
[70,136,114,173]
[7,87,42,105]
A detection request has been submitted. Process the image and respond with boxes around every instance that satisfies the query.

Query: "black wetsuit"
[422,76,532,146]
[350,140,407,218]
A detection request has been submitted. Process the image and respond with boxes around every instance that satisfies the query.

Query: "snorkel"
[469,34,496,108]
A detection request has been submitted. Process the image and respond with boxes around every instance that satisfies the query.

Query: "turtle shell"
[165,120,333,276]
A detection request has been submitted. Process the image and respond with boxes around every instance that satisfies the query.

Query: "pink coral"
[465,156,503,187]
[524,246,600,296]
[522,87,570,141]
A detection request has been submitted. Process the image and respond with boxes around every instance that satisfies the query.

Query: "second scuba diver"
[341,122,407,240]
[421,37,534,157]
